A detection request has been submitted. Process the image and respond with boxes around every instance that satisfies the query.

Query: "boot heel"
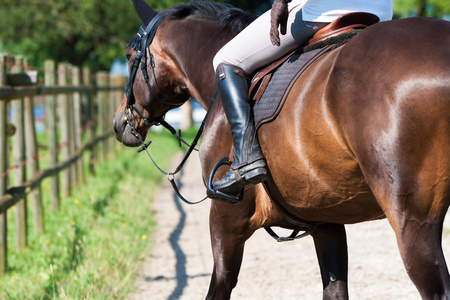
[244,168,267,184]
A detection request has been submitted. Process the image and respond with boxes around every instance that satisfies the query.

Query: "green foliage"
[0,0,185,71]
[393,0,450,18]
[0,0,271,71]
[1,0,447,72]
[0,130,185,299]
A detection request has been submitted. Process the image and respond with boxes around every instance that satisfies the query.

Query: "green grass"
[0,128,198,299]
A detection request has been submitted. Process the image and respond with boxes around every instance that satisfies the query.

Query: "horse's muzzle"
[112,113,143,147]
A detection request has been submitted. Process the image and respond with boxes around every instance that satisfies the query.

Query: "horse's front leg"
[206,197,256,300]
[312,223,349,300]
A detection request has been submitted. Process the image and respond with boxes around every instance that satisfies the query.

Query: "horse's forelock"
[126,34,142,51]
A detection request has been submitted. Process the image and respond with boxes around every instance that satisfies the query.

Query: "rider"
[212,0,393,196]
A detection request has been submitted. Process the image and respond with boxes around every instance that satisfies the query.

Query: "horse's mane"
[128,1,256,50]
[159,1,256,32]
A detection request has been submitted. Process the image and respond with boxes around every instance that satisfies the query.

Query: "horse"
[113,1,450,299]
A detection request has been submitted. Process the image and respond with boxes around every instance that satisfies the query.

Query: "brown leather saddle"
[248,12,379,102]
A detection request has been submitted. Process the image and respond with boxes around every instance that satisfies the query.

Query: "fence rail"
[0,85,114,100]
[0,53,126,276]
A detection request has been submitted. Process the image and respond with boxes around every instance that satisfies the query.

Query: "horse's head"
[114,0,256,147]
[113,0,190,147]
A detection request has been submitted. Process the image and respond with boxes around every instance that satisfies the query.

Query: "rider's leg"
[212,63,267,195]
[212,5,327,196]
[213,5,328,75]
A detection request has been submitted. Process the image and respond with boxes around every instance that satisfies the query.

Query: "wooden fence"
[0,53,126,276]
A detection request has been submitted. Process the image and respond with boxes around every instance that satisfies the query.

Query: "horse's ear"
[132,0,158,26]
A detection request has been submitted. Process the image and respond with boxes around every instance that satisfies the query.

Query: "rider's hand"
[270,0,290,46]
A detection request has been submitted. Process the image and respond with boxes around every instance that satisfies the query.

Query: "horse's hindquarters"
[327,17,450,298]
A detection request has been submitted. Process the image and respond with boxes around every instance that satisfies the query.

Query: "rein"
[124,13,314,242]
[124,13,215,205]
[134,91,217,205]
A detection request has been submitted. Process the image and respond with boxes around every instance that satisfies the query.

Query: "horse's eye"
[126,54,131,61]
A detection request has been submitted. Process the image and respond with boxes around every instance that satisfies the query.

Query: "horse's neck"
[183,51,224,110]
[187,70,217,110]
[168,21,235,109]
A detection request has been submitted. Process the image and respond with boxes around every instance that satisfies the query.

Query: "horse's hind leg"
[373,169,450,300]
[387,204,450,300]
[312,223,349,300]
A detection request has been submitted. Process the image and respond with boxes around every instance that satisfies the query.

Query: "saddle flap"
[248,51,296,102]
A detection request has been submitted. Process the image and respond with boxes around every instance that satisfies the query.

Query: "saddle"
[248,12,379,104]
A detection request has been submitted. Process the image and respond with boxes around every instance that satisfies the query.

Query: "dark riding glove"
[270,0,291,46]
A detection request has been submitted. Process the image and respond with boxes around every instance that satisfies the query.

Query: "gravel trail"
[129,153,450,300]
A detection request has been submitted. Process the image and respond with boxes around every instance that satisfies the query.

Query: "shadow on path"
[168,169,188,300]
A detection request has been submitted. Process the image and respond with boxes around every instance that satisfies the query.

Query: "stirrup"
[207,157,243,204]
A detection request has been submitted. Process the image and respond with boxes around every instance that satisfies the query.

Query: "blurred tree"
[0,0,186,71]
[10,0,445,71]
[0,0,268,71]
[393,0,450,18]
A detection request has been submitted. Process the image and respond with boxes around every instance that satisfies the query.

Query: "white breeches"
[213,0,392,74]
[213,1,328,74]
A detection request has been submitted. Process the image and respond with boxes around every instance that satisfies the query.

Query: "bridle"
[124,13,197,151]
[124,14,179,131]
[123,13,217,205]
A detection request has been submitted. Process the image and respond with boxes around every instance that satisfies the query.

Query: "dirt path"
[129,153,450,300]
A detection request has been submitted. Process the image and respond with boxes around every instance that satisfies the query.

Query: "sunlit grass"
[0,128,197,299]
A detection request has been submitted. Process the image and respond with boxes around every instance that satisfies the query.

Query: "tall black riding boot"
[213,63,267,196]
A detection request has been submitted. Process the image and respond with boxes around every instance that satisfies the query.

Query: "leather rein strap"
[125,15,316,242]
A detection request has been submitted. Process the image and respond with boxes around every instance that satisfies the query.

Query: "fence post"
[12,56,28,250]
[83,67,96,174]
[45,60,60,211]
[112,75,123,153]
[72,66,83,185]
[103,73,111,159]
[107,75,114,157]
[23,59,44,235]
[0,53,9,275]
[180,100,193,130]
[96,72,107,164]
[67,66,76,191]
[58,62,71,199]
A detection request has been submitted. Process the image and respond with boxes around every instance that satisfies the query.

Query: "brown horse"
[113,1,450,299]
